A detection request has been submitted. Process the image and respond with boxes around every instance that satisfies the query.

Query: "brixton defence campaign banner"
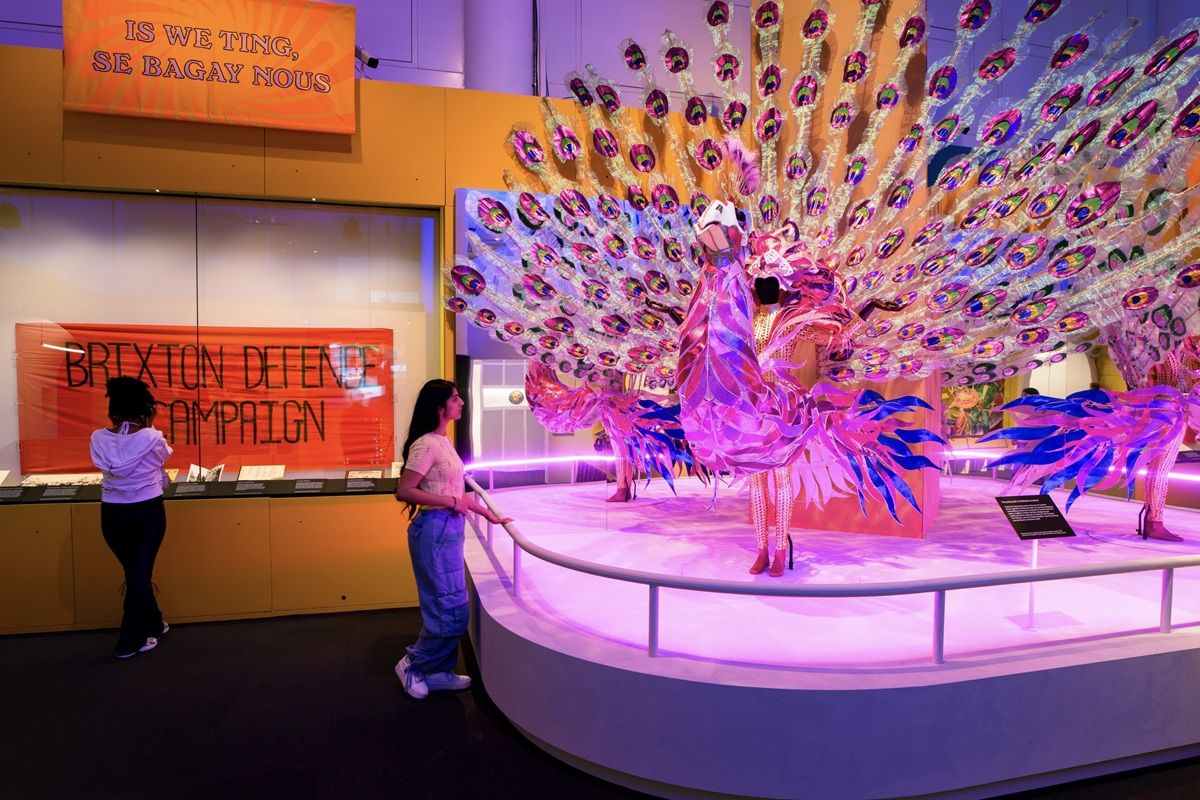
[62,0,356,134]
[16,323,394,474]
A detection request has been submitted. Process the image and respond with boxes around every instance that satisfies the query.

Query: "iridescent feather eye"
[937,159,972,191]
[754,2,780,28]
[621,277,646,298]
[596,193,621,220]
[628,143,657,173]
[1017,328,1049,347]
[664,47,689,73]
[806,185,829,216]
[960,200,992,229]
[887,179,914,209]
[1056,312,1088,333]
[803,9,829,39]
[1056,120,1100,164]
[891,263,917,283]
[978,48,1016,80]
[964,237,1002,266]
[932,114,961,142]
[603,234,628,259]
[791,75,818,107]
[759,194,779,223]
[723,101,747,130]
[1004,236,1047,269]
[848,200,875,230]
[644,271,670,294]
[860,348,890,366]
[596,84,620,114]
[689,194,710,218]
[592,129,619,158]
[1175,263,1200,288]
[559,188,591,218]
[979,109,1022,145]
[898,323,926,341]
[551,125,580,161]
[517,192,548,228]
[1048,245,1096,278]
[475,308,497,326]
[758,65,782,96]
[1144,30,1198,76]
[921,249,956,276]
[544,317,575,336]
[830,103,853,129]
[1026,185,1066,219]
[927,282,968,313]
[475,197,511,232]
[567,343,588,359]
[1088,68,1133,107]
[991,188,1029,218]
[581,279,609,303]
[756,108,783,141]
[898,358,924,376]
[960,0,991,29]
[964,289,1007,318]
[451,264,486,296]
[876,83,900,110]
[715,53,740,82]
[876,228,905,259]
[1042,83,1082,121]
[512,131,545,166]
[685,96,708,126]
[569,77,593,107]
[1015,142,1055,180]
[899,17,926,48]
[706,2,729,27]
[973,339,1005,358]
[844,156,869,185]
[928,66,957,100]
[1012,299,1058,325]
[662,238,683,263]
[923,327,964,351]
[912,221,945,249]
[1050,33,1089,69]
[624,42,646,70]
[785,153,809,180]
[894,292,918,309]
[1122,287,1159,310]
[502,321,525,338]
[601,315,630,336]
[572,242,600,264]
[1106,100,1158,149]
[1064,182,1120,228]
[652,185,680,215]
[644,89,669,120]
[598,351,618,367]
[446,296,467,313]
[977,158,1010,188]
[530,242,560,267]
[900,124,923,152]
[1173,94,1200,138]
[862,270,883,290]
[537,334,559,350]
[1025,0,1061,24]
[843,52,868,84]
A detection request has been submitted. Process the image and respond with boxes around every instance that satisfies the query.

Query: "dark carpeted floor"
[1,609,1196,799]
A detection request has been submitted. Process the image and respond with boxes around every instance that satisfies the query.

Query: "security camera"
[355,45,379,69]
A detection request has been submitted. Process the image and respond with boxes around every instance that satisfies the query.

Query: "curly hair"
[105,376,157,424]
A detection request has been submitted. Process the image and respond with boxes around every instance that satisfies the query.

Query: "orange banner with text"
[16,323,394,474]
[63,0,356,133]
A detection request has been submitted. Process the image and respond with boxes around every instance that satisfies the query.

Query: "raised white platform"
[465,476,1200,799]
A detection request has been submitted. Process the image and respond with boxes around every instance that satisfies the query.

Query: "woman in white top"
[393,379,509,700]
[89,377,173,659]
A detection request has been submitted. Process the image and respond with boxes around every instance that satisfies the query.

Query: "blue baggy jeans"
[405,508,468,674]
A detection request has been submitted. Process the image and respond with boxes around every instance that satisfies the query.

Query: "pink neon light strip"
[465,454,616,472]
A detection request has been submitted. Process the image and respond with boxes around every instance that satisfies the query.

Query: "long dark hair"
[105,376,156,425]
[401,379,458,463]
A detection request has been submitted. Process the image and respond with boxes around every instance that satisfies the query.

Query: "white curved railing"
[463,473,1200,665]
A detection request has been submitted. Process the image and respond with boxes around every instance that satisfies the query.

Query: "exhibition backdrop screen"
[0,187,440,482]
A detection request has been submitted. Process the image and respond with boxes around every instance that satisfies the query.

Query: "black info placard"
[996,495,1076,540]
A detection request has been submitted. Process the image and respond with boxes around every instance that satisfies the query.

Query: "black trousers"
[100,497,166,652]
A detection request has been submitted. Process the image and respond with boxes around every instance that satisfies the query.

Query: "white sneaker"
[425,672,472,692]
[116,637,158,659]
[394,655,428,700]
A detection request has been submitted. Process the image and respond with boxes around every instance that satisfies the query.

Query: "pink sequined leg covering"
[1145,425,1185,521]
[613,452,631,489]
[773,466,792,552]
[750,472,770,550]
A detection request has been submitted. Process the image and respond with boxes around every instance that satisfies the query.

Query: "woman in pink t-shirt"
[393,379,509,700]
